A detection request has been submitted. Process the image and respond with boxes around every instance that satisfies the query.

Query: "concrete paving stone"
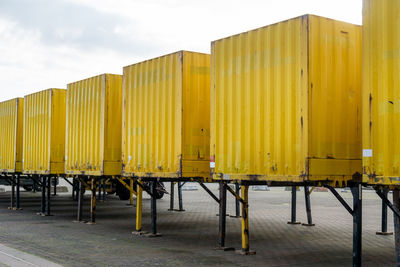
[0,185,395,266]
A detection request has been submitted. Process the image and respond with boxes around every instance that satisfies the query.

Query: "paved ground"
[0,184,396,266]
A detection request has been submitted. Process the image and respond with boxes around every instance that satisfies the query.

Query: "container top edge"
[23,88,66,98]
[211,13,361,45]
[67,73,122,86]
[0,97,24,104]
[123,50,210,70]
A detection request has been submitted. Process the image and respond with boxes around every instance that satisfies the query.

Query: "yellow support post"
[136,181,142,232]
[89,177,96,224]
[239,185,256,255]
[129,179,134,205]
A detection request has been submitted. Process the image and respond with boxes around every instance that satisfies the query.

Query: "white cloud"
[0,0,362,101]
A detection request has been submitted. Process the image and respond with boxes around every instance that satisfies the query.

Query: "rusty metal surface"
[122,51,210,179]
[66,74,122,176]
[362,0,400,186]
[211,15,362,185]
[0,98,23,173]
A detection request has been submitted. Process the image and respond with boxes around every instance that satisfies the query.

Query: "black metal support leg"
[72,179,76,200]
[351,185,362,267]
[16,174,20,210]
[147,181,161,237]
[46,176,51,216]
[98,178,102,200]
[151,181,157,234]
[288,186,300,224]
[53,177,57,196]
[177,182,184,211]
[377,188,392,235]
[230,183,241,218]
[217,181,233,250]
[77,179,84,222]
[302,186,315,226]
[40,176,46,214]
[168,182,174,211]
[393,189,400,266]
[9,175,15,210]
[104,178,107,201]
[218,181,227,248]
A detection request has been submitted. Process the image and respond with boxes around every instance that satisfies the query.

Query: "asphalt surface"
[0,184,396,266]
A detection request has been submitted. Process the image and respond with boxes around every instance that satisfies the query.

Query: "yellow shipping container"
[23,89,66,175]
[66,74,122,176]
[0,98,24,173]
[211,15,362,185]
[122,51,210,179]
[362,0,400,186]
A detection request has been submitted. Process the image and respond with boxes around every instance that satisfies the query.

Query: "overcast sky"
[0,0,362,101]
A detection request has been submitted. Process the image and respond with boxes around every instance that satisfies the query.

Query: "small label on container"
[128,155,132,161]
[363,149,373,157]
[210,162,215,168]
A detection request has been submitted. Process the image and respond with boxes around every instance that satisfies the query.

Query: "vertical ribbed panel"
[211,16,308,180]
[123,52,183,176]
[50,89,66,174]
[363,0,400,185]
[211,15,362,182]
[66,74,122,176]
[0,98,23,173]
[181,51,211,174]
[23,90,51,173]
[308,16,362,160]
[122,51,210,178]
[23,89,66,175]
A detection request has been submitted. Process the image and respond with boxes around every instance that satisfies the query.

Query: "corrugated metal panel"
[0,98,23,173]
[122,51,210,179]
[23,89,66,175]
[211,15,362,184]
[362,0,400,186]
[66,74,122,176]
[307,15,362,181]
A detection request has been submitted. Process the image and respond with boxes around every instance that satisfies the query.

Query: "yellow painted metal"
[0,98,23,173]
[362,0,400,187]
[66,74,122,176]
[211,15,362,185]
[136,181,143,231]
[122,51,210,179]
[23,89,66,175]
[116,177,137,196]
[241,185,249,253]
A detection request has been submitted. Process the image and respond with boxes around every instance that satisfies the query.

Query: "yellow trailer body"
[211,15,362,185]
[0,98,23,173]
[362,0,400,186]
[23,89,66,175]
[122,51,210,179]
[66,74,122,176]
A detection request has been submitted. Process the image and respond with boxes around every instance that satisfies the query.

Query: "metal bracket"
[62,177,74,186]
[226,185,246,206]
[325,185,354,215]
[178,182,187,188]
[76,176,90,189]
[308,186,315,195]
[116,178,137,196]
[376,189,400,219]
[135,180,156,198]
[30,175,44,187]
[198,182,220,204]
[226,185,248,218]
